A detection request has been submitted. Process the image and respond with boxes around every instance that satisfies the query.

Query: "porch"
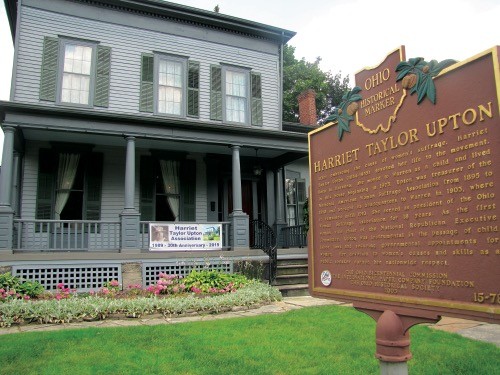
[4,218,308,292]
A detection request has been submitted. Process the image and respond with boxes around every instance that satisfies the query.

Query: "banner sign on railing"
[149,223,223,251]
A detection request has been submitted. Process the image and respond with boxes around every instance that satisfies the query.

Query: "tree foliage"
[282,45,350,124]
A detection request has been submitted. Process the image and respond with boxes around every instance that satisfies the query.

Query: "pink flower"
[57,283,65,289]
[24,295,30,300]
[89,290,95,295]
[109,280,119,287]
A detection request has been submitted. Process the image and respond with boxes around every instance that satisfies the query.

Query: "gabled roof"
[3,0,296,43]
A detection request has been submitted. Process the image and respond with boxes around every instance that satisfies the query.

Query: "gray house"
[0,0,311,291]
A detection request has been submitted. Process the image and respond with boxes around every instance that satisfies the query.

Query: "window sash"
[155,56,185,116]
[224,69,248,124]
[61,43,94,105]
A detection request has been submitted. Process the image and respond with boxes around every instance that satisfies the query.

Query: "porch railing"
[281,224,308,248]
[250,219,277,284]
[13,219,121,251]
[139,221,231,250]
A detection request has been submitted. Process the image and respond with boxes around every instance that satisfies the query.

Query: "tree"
[282,45,350,124]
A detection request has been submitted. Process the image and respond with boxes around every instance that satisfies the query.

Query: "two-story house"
[0,0,311,291]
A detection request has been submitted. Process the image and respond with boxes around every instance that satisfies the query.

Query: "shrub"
[0,272,44,301]
[182,270,249,294]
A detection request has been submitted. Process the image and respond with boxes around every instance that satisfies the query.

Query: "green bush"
[0,273,20,290]
[182,270,250,293]
[0,273,45,301]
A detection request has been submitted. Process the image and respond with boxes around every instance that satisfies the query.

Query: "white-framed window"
[40,36,110,108]
[140,54,199,117]
[285,176,306,227]
[60,42,95,105]
[210,65,262,125]
[157,57,185,116]
[224,69,248,123]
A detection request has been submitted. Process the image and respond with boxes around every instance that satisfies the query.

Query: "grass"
[0,305,498,375]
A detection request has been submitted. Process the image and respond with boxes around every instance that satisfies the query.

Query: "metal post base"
[380,361,408,375]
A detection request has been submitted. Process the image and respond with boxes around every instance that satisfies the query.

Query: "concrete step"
[273,273,309,286]
[276,258,308,267]
[276,264,308,276]
[277,284,310,297]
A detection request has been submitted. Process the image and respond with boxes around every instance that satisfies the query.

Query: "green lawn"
[0,305,498,375]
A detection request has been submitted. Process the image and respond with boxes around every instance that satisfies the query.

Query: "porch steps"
[274,255,309,297]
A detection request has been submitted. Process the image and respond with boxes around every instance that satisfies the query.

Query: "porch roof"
[0,100,309,163]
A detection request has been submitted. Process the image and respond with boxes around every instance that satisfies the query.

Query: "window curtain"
[159,160,180,221]
[54,153,80,220]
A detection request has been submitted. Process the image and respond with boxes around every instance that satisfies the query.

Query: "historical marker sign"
[308,46,500,323]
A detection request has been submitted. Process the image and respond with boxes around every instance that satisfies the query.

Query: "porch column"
[274,168,286,247]
[229,145,249,249]
[231,145,243,214]
[0,126,15,252]
[120,135,141,253]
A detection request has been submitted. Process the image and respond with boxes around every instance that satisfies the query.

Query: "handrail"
[250,219,277,284]
[281,224,308,248]
[13,219,120,251]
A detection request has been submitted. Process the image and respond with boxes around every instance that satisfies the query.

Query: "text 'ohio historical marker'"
[308,46,499,323]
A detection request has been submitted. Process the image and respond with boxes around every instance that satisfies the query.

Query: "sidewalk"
[1,296,499,347]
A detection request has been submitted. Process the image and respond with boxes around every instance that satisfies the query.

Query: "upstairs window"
[140,54,199,118]
[157,57,184,115]
[225,70,247,123]
[40,36,111,108]
[210,65,262,126]
[61,43,94,105]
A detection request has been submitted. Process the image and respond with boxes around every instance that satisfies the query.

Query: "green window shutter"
[140,156,154,221]
[251,72,263,126]
[39,37,59,102]
[139,54,154,113]
[94,45,111,108]
[180,159,196,221]
[187,61,200,117]
[210,65,222,121]
[85,153,103,221]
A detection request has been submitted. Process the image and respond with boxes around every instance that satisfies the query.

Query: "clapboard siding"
[192,154,208,222]
[20,141,42,219]
[97,147,125,221]
[15,6,281,130]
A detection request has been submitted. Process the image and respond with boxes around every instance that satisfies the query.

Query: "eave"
[3,0,296,44]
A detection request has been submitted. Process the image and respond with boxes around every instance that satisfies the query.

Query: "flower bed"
[0,271,282,327]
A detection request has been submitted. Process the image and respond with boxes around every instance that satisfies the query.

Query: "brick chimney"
[297,89,317,126]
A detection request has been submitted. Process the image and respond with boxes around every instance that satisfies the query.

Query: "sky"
[0,0,499,162]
